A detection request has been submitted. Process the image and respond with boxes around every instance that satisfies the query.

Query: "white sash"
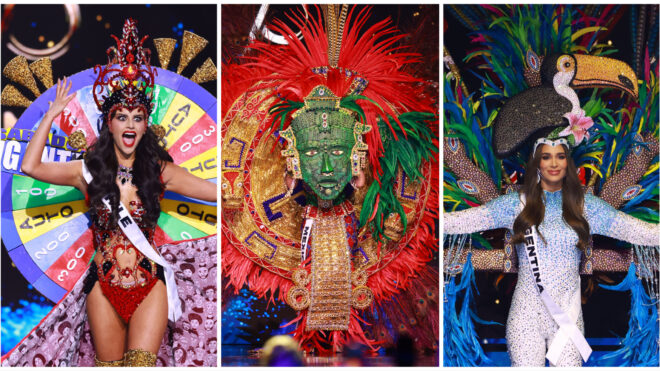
[300,218,314,261]
[522,222,592,364]
[82,161,182,322]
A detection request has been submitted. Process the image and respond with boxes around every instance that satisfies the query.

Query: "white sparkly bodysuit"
[444,189,658,367]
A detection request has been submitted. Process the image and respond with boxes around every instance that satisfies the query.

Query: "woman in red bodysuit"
[19,19,217,366]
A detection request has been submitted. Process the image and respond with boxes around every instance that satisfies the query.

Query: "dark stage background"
[0,4,216,355]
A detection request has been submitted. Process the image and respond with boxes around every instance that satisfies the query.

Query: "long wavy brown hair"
[85,93,172,229]
[511,144,590,251]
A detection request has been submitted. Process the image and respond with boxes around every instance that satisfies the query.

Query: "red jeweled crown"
[92,18,156,115]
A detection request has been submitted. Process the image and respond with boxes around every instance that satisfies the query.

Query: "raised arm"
[20,77,86,192]
[585,194,659,246]
[444,192,520,234]
[161,161,217,202]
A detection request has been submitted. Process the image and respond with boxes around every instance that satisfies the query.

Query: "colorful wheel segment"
[1,67,217,303]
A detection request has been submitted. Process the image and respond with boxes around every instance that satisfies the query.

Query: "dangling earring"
[350,169,365,189]
[284,171,297,198]
[537,169,541,184]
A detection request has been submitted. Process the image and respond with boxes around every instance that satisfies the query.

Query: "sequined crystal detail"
[621,185,642,200]
[95,357,124,367]
[123,349,156,367]
[93,201,159,322]
[117,165,134,185]
[444,189,659,365]
[443,138,500,204]
[457,179,479,194]
[306,215,351,331]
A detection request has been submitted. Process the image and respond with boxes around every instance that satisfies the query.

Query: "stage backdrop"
[0,3,217,355]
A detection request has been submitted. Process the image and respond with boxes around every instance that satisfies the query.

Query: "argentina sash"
[82,161,182,322]
[523,225,592,364]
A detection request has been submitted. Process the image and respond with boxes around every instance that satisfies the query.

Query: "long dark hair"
[511,144,590,251]
[85,99,172,228]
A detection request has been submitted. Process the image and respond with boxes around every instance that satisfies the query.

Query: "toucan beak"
[571,54,638,99]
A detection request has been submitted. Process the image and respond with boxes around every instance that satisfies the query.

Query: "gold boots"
[123,349,157,367]
[94,356,123,367]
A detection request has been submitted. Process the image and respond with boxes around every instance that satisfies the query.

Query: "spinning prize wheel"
[1,67,217,303]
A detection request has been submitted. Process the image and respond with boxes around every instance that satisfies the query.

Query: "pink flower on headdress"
[559,111,594,145]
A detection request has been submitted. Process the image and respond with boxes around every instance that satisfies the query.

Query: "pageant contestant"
[445,53,659,367]
[3,19,216,366]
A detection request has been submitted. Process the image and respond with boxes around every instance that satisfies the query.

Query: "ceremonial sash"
[300,218,314,261]
[82,162,182,322]
[522,225,592,364]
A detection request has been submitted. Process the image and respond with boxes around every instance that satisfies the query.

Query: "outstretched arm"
[585,194,659,246]
[20,77,86,192]
[444,192,519,234]
[161,161,217,202]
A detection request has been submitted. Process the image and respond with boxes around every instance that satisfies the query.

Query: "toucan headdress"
[492,50,638,158]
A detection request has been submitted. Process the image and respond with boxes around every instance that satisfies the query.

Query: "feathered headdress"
[232,5,437,241]
[222,5,439,352]
[239,5,436,181]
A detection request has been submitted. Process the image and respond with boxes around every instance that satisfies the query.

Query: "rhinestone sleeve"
[444,192,520,234]
[585,194,659,246]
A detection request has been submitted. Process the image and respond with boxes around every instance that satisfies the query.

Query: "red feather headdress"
[222,5,439,352]
[237,5,434,179]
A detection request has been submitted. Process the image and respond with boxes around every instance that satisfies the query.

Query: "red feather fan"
[222,5,439,354]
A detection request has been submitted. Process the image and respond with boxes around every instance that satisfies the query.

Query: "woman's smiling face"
[538,144,567,191]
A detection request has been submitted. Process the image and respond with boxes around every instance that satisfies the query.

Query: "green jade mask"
[297,116,354,200]
[280,86,370,203]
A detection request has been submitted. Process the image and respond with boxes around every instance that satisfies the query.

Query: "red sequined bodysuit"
[92,201,161,322]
